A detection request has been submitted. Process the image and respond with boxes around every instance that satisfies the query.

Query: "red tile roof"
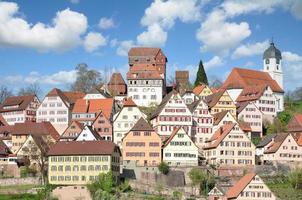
[288,113,302,132]
[60,121,84,140]
[222,67,283,93]
[212,110,229,125]
[130,117,154,131]
[226,173,256,199]
[128,47,161,57]
[239,121,252,132]
[127,71,163,80]
[108,73,126,85]
[0,114,8,126]
[46,88,85,105]
[203,124,235,150]
[48,140,120,156]
[205,89,226,108]
[122,97,137,107]
[163,127,186,148]
[264,133,289,154]
[0,95,37,113]
[297,133,302,146]
[72,99,114,119]
[236,85,267,102]
[193,84,206,96]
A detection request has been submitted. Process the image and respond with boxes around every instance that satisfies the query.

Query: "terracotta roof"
[236,85,267,102]
[0,114,8,126]
[193,84,207,96]
[264,133,289,154]
[0,139,11,156]
[128,47,161,57]
[127,70,163,80]
[129,64,158,72]
[46,88,84,105]
[12,122,60,141]
[130,117,154,131]
[0,125,13,139]
[108,73,126,85]
[0,95,36,113]
[122,97,137,107]
[297,133,302,146]
[48,140,120,156]
[150,90,178,119]
[222,67,284,93]
[238,121,252,132]
[203,124,236,150]
[72,99,114,119]
[60,121,84,139]
[212,110,229,125]
[205,90,225,108]
[226,173,256,199]
[187,99,201,113]
[236,102,249,114]
[288,113,302,132]
[163,127,184,148]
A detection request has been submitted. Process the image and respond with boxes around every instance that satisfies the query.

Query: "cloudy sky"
[0,0,302,95]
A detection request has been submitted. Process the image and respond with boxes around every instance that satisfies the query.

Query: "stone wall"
[0,177,40,185]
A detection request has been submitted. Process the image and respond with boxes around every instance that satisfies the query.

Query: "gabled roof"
[0,140,11,156]
[193,84,208,96]
[297,133,302,146]
[212,110,229,125]
[288,113,302,132]
[108,73,126,85]
[46,88,84,105]
[48,141,119,156]
[76,125,102,141]
[163,127,186,148]
[128,47,161,57]
[72,98,114,119]
[236,102,249,114]
[222,67,283,93]
[60,121,84,140]
[150,90,178,119]
[203,124,236,150]
[236,84,268,102]
[122,97,137,107]
[226,173,256,199]
[0,95,37,113]
[12,122,60,141]
[257,134,277,148]
[264,133,289,154]
[238,121,252,132]
[130,117,154,131]
[205,89,226,108]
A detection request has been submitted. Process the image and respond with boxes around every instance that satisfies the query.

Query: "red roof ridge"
[226,172,256,199]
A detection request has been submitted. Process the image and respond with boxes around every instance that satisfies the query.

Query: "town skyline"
[0,0,302,95]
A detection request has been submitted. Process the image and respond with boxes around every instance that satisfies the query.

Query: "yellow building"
[48,141,121,185]
[205,89,236,118]
[193,84,213,99]
[122,118,162,167]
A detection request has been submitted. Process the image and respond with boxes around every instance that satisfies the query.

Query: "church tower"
[263,41,283,89]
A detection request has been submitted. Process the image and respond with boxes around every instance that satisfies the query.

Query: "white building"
[75,125,101,141]
[150,91,193,137]
[0,95,40,125]
[37,88,84,135]
[113,98,146,147]
[162,127,198,167]
[181,90,198,105]
[189,99,213,147]
[212,110,237,134]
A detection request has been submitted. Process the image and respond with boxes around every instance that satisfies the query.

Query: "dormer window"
[265,59,269,64]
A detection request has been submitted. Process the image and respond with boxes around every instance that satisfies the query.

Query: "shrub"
[158,162,169,175]
[288,168,302,189]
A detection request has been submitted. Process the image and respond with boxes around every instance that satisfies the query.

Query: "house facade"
[212,110,237,134]
[92,112,113,141]
[0,95,40,125]
[37,88,85,135]
[203,123,255,166]
[237,102,263,138]
[60,121,84,141]
[151,91,193,137]
[113,98,146,147]
[107,73,127,96]
[163,127,198,167]
[193,84,213,100]
[75,126,101,141]
[189,99,213,147]
[48,141,121,185]
[122,118,162,167]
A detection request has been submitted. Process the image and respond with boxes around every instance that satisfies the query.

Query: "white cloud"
[0,2,88,52]
[232,40,269,59]
[116,40,134,56]
[137,23,167,47]
[4,75,23,83]
[98,17,115,29]
[110,39,118,47]
[283,51,302,62]
[83,32,107,52]
[204,56,224,70]
[196,9,251,56]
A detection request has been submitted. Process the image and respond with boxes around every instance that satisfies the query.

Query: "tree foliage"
[194,60,208,87]
[189,168,215,196]
[0,85,13,104]
[158,162,170,175]
[289,168,302,189]
[71,63,102,93]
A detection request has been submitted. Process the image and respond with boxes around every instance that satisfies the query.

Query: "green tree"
[289,168,302,189]
[158,162,170,175]
[194,60,208,87]
[189,168,215,196]
[71,63,102,93]
[172,190,183,200]
[87,171,115,199]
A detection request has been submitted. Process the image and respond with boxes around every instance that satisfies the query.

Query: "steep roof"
[257,134,277,148]
[236,85,268,102]
[236,102,249,114]
[212,110,229,125]
[222,67,283,93]
[0,140,11,156]
[226,173,256,199]
[193,84,207,96]
[108,73,126,85]
[76,125,102,141]
[263,42,282,60]
[72,98,114,119]
[297,133,302,146]
[264,133,289,154]
[287,113,302,132]
[0,95,36,113]
[128,47,161,57]
[0,114,8,126]
[60,121,84,139]
[122,97,137,107]
[130,117,154,131]
[203,124,236,150]
[46,88,84,105]
[48,141,119,156]
[12,122,60,141]
[150,90,177,119]
[205,90,225,108]
[238,121,252,132]
[163,127,185,148]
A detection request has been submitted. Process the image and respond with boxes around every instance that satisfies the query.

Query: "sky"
[0,0,302,96]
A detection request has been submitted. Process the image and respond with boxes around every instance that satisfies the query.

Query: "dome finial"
[270,36,274,45]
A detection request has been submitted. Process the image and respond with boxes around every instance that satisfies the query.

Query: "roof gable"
[226,173,256,199]
[163,127,196,149]
[76,126,101,141]
[128,47,161,57]
[130,117,154,131]
[0,95,37,113]
[61,121,84,140]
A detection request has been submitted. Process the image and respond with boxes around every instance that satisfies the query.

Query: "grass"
[267,182,302,200]
[0,193,38,200]
[0,184,39,195]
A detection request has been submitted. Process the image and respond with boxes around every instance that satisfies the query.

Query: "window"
[65,166,71,171]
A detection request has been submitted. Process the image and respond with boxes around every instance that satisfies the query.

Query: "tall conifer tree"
[194,60,208,86]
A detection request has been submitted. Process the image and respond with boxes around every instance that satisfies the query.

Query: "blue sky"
[0,0,302,96]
